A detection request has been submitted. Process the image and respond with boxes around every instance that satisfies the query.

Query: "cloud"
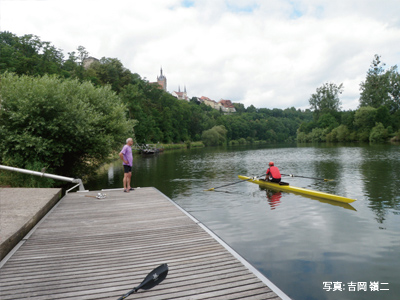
[2,0,400,110]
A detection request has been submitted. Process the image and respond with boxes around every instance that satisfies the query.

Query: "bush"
[296,131,309,143]
[201,125,227,146]
[390,130,400,142]
[238,138,247,144]
[369,122,388,143]
[310,128,327,142]
[0,72,135,183]
[357,130,371,142]
[327,125,351,142]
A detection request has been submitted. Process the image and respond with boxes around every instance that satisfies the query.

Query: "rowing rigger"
[238,175,356,204]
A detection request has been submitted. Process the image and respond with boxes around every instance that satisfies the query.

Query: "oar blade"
[137,263,169,291]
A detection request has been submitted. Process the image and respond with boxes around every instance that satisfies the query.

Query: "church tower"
[157,67,167,91]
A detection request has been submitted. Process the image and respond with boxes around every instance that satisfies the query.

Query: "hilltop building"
[172,86,189,101]
[200,96,236,113]
[153,69,235,112]
[219,99,236,113]
[200,96,217,108]
[157,67,167,91]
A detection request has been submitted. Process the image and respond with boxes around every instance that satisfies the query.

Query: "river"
[85,143,400,300]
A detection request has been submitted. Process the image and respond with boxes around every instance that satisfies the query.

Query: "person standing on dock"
[119,138,134,192]
[265,161,281,183]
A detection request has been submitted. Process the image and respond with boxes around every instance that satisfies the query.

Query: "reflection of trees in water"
[309,145,400,223]
[360,146,400,224]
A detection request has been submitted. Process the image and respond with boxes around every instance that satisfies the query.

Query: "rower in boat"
[265,161,281,183]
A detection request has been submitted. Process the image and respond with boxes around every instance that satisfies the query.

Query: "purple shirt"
[120,144,133,166]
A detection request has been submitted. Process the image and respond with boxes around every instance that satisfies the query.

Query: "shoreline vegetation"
[0,32,399,188]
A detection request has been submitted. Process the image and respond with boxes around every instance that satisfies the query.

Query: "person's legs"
[123,173,128,191]
[126,172,132,190]
[123,165,132,192]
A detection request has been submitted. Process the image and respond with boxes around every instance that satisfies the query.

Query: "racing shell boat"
[238,175,356,204]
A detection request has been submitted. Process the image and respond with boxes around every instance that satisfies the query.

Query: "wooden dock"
[0,187,290,299]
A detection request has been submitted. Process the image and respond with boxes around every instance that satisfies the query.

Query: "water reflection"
[260,186,357,211]
[107,164,114,185]
[265,190,282,210]
[360,144,400,224]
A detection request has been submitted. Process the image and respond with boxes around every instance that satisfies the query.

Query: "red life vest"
[267,166,281,179]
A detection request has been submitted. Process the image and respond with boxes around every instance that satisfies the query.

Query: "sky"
[1,0,400,110]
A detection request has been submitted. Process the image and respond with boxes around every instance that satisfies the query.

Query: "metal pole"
[0,165,86,192]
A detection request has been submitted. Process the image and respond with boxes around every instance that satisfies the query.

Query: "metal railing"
[0,165,86,193]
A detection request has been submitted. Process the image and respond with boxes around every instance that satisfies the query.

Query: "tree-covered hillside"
[0,31,312,146]
[1,31,399,150]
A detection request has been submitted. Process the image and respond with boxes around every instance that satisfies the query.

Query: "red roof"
[219,99,235,108]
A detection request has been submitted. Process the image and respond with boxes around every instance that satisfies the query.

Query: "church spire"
[157,67,167,91]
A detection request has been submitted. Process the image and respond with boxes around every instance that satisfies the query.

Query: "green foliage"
[390,130,400,142]
[341,110,356,130]
[369,122,388,143]
[317,113,339,131]
[359,55,400,113]
[0,72,135,180]
[89,57,133,93]
[354,106,377,131]
[309,82,343,120]
[375,105,391,127]
[296,131,308,143]
[202,125,228,146]
[326,125,351,142]
[357,130,371,142]
[0,32,65,76]
[0,160,55,187]
[310,128,327,142]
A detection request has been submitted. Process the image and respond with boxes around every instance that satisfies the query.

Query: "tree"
[369,122,388,143]
[89,57,134,93]
[359,55,392,110]
[233,102,246,113]
[246,104,257,113]
[77,45,89,66]
[353,106,377,141]
[0,32,65,76]
[317,113,339,131]
[309,82,343,120]
[201,125,227,146]
[388,66,400,113]
[354,106,377,131]
[0,72,135,179]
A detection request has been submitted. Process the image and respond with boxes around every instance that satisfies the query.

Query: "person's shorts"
[123,165,132,173]
[270,178,281,183]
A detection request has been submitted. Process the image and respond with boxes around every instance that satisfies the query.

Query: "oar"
[117,264,169,300]
[281,173,333,181]
[205,174,264,191]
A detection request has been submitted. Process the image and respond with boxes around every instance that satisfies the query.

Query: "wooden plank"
[0,187,288,300]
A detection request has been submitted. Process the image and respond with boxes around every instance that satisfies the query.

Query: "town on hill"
[152,67,237,114]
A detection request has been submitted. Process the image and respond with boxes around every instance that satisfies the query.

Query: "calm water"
[86,144,400,300]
